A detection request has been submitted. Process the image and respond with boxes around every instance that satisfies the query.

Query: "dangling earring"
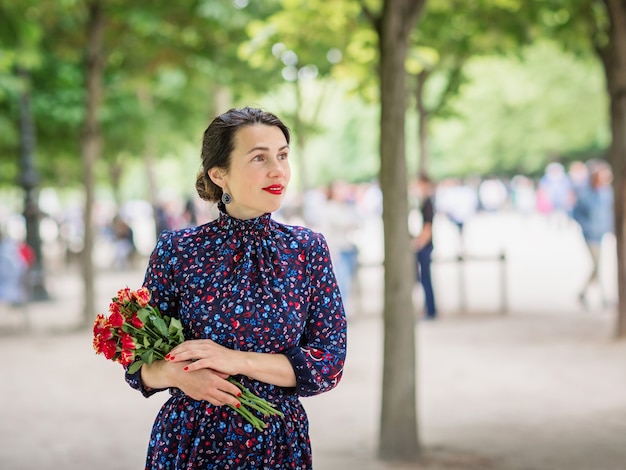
[221,192,232,205]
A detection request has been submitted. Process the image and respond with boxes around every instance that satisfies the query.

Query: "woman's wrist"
[141,359,172,390]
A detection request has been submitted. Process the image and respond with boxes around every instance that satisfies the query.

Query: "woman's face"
[211,124,291,220]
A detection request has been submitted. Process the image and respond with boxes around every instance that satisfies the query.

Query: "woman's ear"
[208,167,225,188]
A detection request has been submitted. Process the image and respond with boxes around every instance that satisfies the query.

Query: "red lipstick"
[263,185,284,195]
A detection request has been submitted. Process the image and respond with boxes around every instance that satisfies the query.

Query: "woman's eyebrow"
[246,144,290,154]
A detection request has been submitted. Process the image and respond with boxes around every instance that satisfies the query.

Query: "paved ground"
[1,212,625,469]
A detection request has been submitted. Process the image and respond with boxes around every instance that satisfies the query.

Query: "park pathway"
[1,211,625,469]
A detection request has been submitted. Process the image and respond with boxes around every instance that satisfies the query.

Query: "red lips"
[263,185,284,195]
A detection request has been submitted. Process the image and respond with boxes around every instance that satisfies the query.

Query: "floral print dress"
[126,205,347,469]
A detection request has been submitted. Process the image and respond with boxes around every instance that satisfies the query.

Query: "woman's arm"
[125,231,180,397]
[165,339,297,388]
[282,232,347,397]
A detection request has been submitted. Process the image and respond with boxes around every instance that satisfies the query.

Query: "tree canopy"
[0,0,610,197]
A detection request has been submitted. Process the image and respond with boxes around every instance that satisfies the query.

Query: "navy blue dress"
[126,205,347,469]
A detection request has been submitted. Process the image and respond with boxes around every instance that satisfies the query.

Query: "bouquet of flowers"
[93,286,283,431]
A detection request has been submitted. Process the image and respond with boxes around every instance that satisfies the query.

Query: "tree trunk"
[16,66,49,301]
[599,0,626,338]
[377,0,426,461]
[80,0,105,327]
[416,70,430,176]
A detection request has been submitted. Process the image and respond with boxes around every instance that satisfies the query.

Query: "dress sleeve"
[125,230,179,397]
[284,233,347,397]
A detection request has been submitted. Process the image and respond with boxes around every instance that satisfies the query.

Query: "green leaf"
[141,349,155,365]
[152,316,168,337]
[169,317,183,334]
[168,317,185,343]
[137,308,150,323]
[127,360,143,374]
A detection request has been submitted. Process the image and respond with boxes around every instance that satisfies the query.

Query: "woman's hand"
[140,359,242,407]
[166,339,245,376]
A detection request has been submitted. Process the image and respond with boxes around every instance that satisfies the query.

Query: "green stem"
[245,395,282,416]
[238,397,273,416]
[125,322,163,344]
[228,404,266,432]
[227,379,284,417]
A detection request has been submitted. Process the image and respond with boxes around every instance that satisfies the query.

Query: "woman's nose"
[268,158,287,176]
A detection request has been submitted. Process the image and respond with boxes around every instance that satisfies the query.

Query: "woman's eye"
[252,155,264,162]
[279,153,289,160]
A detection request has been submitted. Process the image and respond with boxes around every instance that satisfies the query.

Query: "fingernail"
[237,391,242,397]
[169,356,175,361]
[165,354,170,359]
[183,366,189,371]
[235,403,241,409]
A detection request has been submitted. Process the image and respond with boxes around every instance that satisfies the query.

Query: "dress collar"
[216,201,272,236]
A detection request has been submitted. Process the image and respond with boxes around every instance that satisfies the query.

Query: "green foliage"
[0,0,613,198]
[429,40,608,178]
[0,0,286,193]
[305,87,380,185]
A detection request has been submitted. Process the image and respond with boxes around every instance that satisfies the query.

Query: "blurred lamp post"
[17,66,49,301]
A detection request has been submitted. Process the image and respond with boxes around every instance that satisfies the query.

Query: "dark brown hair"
[195,107,291,202]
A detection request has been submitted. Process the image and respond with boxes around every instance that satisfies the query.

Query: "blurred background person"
[435,177,478,252]
[318,180,360,314]
[0,229,28,306]
[572,160,614,307]
[110,214,136,270]
[538,162,575,228]
[568,160,590,197]
[478,178,508,212]
[411,173,437,320]
[510,175,537,216]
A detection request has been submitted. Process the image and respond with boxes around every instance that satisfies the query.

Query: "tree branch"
[357,0,381,33]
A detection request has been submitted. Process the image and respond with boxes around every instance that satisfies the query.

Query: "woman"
[126,107,347,469]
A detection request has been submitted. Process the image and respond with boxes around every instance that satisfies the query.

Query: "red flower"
[108,301,122,317]
[132,287,151,307]
[93,315,113,354]
[101,339,117,360]
[93,314,107,334]
[130,313,143,328]
[120,332,135,351]
[118,349,135,367]
[109,311,125,328]
[117,287,132,304]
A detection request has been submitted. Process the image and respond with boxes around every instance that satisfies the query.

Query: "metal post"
[457,254,466,312]
[499,251,507,314]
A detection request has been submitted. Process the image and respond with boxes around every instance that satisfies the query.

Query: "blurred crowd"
[409,159,614,312]
[0,159,615,313]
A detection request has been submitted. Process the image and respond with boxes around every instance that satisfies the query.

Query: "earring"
[221,192,232,205]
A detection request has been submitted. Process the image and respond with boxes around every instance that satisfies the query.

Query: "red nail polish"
[237,391,242,397]
[235,403,241,409]
[183,366,189,371]
[169,356,175,361]
[165,354,170,359]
